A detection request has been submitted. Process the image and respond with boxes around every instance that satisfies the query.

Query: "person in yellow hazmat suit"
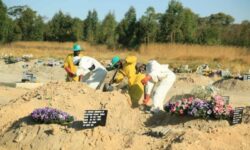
[64,44,83,81]
[107,56,145,107]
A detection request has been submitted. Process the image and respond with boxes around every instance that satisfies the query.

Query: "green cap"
[111,56,120,66]
[72,44,82,51]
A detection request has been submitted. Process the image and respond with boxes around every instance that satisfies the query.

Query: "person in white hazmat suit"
[73,56,107,89]
[141,60,176,113]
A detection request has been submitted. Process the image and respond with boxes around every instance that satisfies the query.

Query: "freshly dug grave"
[213,78,250,92]
[0,82,161,150]
[0,82,250,150]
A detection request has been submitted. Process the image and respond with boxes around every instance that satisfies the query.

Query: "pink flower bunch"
[213,95,225,114]
[212,95,233,119]
[166,97,194,115]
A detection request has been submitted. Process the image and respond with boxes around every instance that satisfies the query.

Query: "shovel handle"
[144,85,147,99]
[109,69,119,85]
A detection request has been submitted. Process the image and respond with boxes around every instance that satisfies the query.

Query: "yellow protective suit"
[64,53,83,81]
[114,56,145,106]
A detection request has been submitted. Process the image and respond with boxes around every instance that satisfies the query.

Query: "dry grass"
[0,41,137,60]
[139,43,250,73]
[0,41,249,73]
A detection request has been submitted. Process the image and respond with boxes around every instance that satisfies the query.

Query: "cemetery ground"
[0,42,250,150]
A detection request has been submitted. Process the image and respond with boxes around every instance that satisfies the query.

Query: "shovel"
[103,69,119,92]
[103,83,114,92]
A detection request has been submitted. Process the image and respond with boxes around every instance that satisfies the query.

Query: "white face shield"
[73,56,81,65]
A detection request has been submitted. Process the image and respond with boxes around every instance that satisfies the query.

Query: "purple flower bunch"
[31,107,74,124]
[164,95,233,119]
[188,99,212,118]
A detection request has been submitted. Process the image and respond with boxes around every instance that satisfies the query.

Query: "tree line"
[0,0,249,48]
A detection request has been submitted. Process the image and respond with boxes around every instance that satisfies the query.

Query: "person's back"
[75,56,107,89]
[78,56,105,72]
[116,56,137,86]
[146,60,170,82]
[113,56,145,107]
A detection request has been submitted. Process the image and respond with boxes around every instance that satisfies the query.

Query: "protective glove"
[141,75,152,85]
[88,64,95,71]
[106,64,115,71]
[143,94,150,105]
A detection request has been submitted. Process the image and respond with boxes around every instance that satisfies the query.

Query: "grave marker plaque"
[231,107,244,125]
[222,96,230,105]
[243,74,250,81]
[83,110,108,128]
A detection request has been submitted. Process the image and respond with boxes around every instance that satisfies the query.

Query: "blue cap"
[72,44,82,51]
[111,56,120,66]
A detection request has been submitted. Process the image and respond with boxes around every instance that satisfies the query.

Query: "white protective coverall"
[74,56,107,89]
[145,60,176,112]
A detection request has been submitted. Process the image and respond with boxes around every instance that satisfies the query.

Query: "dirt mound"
[0,82,160,150]
[213,79,250,92]
[0,86,27,105]
[0,82,250,150]
[145,113,250,150]
[168,74,214,97]
[176,74,213,85]
[168,123,250,150]
[243,107,250,124]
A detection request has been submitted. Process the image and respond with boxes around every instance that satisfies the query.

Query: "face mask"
[114,62,122,69]
[73,56,80,65]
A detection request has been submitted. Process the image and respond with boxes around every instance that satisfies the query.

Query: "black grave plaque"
[243,74,250,81]
[83,110,108,128]
[231,107,244,125]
